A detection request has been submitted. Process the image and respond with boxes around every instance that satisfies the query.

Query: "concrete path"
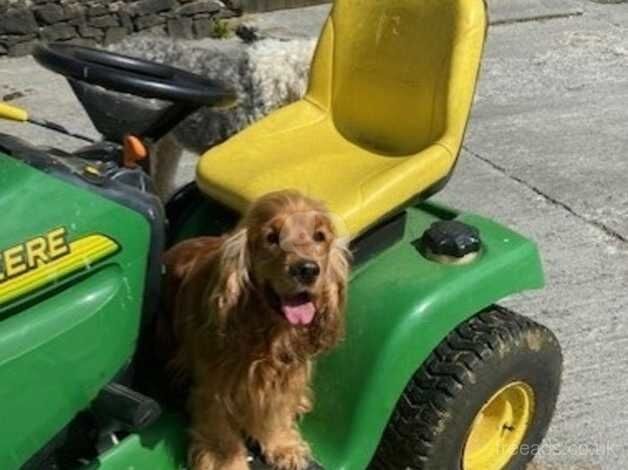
[2,1,628,469]
[240,0,585,38]
[442,4,628,468]
[489,0,584,24]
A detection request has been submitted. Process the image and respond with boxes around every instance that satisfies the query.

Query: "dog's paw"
[189,447,250,470]
[265,441,311,470]
[191,456,250,470]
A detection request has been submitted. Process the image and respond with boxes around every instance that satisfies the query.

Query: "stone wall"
[0,0,242,58]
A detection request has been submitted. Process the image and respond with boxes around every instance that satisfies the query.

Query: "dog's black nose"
[290,261,320,284]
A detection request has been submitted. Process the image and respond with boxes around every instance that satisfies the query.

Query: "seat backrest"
[306,0,487,156]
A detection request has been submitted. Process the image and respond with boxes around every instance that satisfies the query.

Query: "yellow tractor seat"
[197,0,487,237]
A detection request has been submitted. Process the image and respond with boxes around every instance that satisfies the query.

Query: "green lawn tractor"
[0,0,562,469]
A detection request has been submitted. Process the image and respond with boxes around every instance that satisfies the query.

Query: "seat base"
[196,99,453,237]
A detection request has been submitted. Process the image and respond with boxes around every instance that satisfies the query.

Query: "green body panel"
[82,414,187,470]
[171,198,544,470]
[302,205,544,470]
[0,154,151,469]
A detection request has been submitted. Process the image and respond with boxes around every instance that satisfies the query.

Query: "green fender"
[301,203,544,470]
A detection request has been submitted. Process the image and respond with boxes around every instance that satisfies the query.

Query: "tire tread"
[369,306,560,470]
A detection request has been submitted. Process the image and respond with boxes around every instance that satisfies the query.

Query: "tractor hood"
[0,133,165,317]
[0,136,164,468]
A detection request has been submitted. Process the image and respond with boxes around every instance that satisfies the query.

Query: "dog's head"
[212,190,350,348]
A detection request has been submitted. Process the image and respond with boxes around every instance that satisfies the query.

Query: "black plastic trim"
[350,212,407,266]
[165,182,240,247]
[91,382,162,431]
[165,181,207,241]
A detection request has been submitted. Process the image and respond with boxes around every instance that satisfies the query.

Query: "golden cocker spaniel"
[162,190,350,470]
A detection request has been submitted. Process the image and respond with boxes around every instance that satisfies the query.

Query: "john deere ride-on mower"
[0,0,562,469]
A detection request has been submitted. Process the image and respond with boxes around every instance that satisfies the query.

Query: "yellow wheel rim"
[463,381,535,470]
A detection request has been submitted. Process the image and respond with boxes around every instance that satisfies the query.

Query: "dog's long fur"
[110,36,316,198]
[162,191,350,470]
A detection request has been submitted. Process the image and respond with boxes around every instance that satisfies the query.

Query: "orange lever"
[123,134,148,168]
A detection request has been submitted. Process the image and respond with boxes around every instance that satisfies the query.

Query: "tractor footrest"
[92,382,162,431]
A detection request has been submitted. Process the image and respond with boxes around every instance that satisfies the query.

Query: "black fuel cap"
[421,220,482,258]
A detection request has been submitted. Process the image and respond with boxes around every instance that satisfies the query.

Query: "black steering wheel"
[32,43,237,108]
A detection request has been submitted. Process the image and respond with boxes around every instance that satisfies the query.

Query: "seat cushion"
[196,99,452,236]
[196,0,486,237]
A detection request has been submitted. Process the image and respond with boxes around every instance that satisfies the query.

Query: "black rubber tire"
[369,306,562,470]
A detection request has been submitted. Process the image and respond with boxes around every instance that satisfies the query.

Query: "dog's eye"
[314,230,326,242]
[266,232,280,245]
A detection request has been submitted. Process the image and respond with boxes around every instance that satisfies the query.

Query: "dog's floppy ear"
[314,235,351,351]
[209,228,250,330]
[327,236,350,313]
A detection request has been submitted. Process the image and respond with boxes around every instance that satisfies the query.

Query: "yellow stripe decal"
[0,234,119,306]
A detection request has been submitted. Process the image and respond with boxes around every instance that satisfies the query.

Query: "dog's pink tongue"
[281,295,316,326]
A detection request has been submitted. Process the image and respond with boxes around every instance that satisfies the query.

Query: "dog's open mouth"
[265,286,316,326]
